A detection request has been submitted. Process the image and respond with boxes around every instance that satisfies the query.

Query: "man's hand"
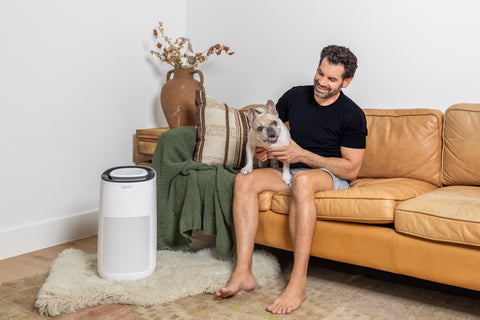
[266,139,304,163]
[255,147,269,162]
[260,138,365,181]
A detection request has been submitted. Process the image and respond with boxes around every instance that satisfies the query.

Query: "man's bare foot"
[215,268,256,300]
[266,281,307,314]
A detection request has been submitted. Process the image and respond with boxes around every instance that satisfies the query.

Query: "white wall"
[186,0,480,111]
[0,1,185,259]
[2,0,480,259]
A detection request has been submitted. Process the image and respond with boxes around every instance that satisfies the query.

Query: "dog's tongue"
[268,136,278,143]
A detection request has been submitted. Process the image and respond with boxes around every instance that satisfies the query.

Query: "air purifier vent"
[101,215,150,273]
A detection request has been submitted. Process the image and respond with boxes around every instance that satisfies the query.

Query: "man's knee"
[235,172,255,193]
[235,169,289,194]
[291,171,315,187]
[291,170,333,193]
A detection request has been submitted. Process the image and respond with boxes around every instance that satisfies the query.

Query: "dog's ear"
[247,107,257,122]
[266,100,278,116]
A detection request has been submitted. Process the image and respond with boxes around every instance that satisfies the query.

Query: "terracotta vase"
[160,68,205,128]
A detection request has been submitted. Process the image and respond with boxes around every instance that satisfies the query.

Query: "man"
[215,45,368,314]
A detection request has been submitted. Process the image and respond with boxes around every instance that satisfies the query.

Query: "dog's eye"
[272,121,278,126]
[257,126,263,132]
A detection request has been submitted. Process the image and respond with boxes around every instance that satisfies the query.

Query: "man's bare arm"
[267,139,365,181]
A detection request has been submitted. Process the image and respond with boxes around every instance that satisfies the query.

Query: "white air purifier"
[98,166,157,280]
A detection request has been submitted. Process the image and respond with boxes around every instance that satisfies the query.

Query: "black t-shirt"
[276,85,367,169]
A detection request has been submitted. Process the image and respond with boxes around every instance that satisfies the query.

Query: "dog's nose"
[267,127,275,135]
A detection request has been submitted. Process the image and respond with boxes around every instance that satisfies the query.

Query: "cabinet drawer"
[138,140,157,156]
[134,127,169,167]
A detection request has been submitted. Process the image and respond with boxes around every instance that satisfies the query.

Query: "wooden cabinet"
[134,128,169,166]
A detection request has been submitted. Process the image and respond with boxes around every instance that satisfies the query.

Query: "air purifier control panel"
[110,167,148,181]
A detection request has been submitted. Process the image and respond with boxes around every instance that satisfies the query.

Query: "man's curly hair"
[320,45,358,80]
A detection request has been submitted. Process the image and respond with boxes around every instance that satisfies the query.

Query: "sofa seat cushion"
[258,191,275,211]
[269,178,438,224]
[395,186,480,246]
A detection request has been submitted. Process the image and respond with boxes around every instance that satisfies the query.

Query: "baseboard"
[0,211,98,260]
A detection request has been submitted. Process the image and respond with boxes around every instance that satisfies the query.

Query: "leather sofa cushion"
[442,103,480,186]
[358,109,443,187]
[395,186,480,246]
[258,191,275,211]
[269,178,438,223]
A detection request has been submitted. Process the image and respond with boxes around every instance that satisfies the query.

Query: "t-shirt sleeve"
[341,110,368,149]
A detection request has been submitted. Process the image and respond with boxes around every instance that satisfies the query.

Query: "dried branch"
[150,21,235,69]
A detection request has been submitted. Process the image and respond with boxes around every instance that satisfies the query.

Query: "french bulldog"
[241,100,292,185]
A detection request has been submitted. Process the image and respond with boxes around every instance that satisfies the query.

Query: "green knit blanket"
[152,126,240,257]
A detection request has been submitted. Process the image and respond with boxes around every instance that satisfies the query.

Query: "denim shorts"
[277,167,350,190]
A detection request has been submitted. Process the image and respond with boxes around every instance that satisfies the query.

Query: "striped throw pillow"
[194,90,251,167]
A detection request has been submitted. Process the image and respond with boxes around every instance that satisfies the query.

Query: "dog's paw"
[241,166,253,175]
[282,172,292,185]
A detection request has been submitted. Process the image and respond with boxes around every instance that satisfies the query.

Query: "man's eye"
[257,126,263,132]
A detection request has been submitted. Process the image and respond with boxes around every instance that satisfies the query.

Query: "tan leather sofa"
[254,103,480,291]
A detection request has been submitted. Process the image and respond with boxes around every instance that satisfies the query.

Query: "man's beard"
[314,80,343,100]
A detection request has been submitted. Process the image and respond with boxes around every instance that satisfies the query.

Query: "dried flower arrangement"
[150,21,235,69]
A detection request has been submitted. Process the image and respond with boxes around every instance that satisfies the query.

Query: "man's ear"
[342,77,353,89]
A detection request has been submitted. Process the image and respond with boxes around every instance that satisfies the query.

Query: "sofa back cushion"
[358,108,443,187]
[442,103,480,186]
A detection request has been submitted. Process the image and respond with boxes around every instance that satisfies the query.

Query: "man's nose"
[317,76,328,87]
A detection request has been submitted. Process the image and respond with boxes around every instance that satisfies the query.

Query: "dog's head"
[247,100,282,144]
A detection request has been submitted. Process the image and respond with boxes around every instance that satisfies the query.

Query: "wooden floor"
[0,232,216,284]
[0,235,99,283]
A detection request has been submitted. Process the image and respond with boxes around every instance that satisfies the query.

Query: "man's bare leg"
[215,168,289,299]
[267,170,333,314]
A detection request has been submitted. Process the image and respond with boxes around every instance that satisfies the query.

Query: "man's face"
[313,58,351,101]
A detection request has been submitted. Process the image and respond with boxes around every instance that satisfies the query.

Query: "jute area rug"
[2,248,480,319]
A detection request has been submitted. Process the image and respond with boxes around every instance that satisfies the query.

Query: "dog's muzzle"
[265,127,279,143]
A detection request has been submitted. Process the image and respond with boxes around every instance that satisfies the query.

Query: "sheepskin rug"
[34,248,280,317]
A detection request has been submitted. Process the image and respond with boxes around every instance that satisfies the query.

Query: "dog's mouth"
[265,135,278,144]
